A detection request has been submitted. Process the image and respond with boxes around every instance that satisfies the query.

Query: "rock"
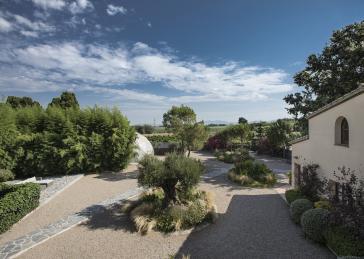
[134,133,154,161]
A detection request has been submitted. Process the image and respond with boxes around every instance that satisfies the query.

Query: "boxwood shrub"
[289,198,313,224]
[285,189,305,205]
[0,183,40,233]
[0,169,15,182]
[300,208,329,243]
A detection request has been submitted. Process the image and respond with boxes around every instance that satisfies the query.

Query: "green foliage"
[299,164,326,202]
[234,160,272,181]
[138,154,204,207]
[289,198,313,224]
[238,117,248,124]
[266,119,291,150]
[0,104,19,170]
[162,105,196,131]
[0,169,15,182]
[285,189,305,205]
[0,183,40,233]
[146,135,178,145]
[300,208,330,243]
[314,200,331,210]
[163,105,207,154]
[48,92,79,109]
[284,21,364,132]
[229,159,276,187]
[0,98,135,178]
[326,227,364,257]
[6,96,40,109]
[134,124,154,134]
[183,123,208,156]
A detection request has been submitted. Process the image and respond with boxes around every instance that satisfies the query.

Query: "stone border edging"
[39,174,84,207]
[0,187,144,259]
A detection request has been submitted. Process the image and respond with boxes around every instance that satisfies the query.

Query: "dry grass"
[228,169,276,187]
[129,189,217,234]
[130,203,157,235]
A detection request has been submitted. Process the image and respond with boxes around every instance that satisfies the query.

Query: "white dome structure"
[134,133,154,161]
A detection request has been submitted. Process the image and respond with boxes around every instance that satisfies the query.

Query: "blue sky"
[0,0,363,124]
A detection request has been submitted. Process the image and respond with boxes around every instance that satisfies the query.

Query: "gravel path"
[39,174,83,205]
[0,164,139,247]
[15,152,333,259]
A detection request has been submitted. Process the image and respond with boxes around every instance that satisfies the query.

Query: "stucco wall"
[292,93,364,186]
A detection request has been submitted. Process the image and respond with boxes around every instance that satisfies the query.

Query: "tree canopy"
[48,92,80,109]
[284,21,364,131]
[162,105,196,131]
[238,117,248,124]
[163,105,205,155]
[6,96,40,109]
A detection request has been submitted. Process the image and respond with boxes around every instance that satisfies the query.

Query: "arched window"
[341,118,349,145]
[335,117,349,146]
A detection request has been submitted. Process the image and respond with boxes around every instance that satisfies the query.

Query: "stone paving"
[0,187,143,259]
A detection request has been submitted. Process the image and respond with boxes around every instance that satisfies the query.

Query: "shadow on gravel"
[175,193,334,259]
[94,170,139,182]
[80,202,136,233]
[202,174,255,193]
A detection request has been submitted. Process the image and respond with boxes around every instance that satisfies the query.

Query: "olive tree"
[138,153,204,207]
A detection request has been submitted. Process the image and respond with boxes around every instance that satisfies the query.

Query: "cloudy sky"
[0,0,363,124]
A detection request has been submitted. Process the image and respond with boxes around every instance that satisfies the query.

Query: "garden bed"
[125,188,216,234]
[227,160,276,188]
[284,165,364,257]
[128,153,217,235]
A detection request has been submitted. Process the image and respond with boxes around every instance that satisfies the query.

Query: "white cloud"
[0,17,12,32]
[13,14,54,33]
[31,0,66,10]
[0,42,292,103]
[106,4,127,16]
[147,22,152,28]
[0,12,55,37]
[69,0,94,14]
[20,30,39,37]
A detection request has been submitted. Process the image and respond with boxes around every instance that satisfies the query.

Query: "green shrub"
[0,169,15,182]
[146,135,178,145]
[300,208,329,243]
[0,183,40,233]
[285,189,305,204]
[4,102,135,178]
[138,153,204,207]
[289,198,313,224]
[326,227,364,256]
[314,200,331,210]
[229,159,276,187]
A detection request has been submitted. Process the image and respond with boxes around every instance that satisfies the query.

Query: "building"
[291,86,364,189]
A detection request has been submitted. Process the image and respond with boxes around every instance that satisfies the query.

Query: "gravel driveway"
[13,152,334,259]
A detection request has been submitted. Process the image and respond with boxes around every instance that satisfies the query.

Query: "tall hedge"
[0,102,136,178]
[0,183,40,233]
